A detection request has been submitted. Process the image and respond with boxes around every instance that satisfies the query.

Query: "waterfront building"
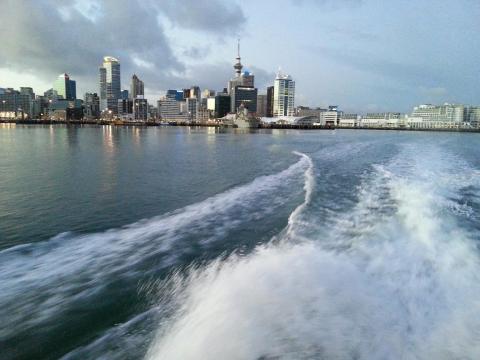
[359,112,401,127]
[0,88,32,119]
[273,70,295,117]
[134,98,148,121]
[158,97,183,121]
[257,94,268,117]
[411,103,464,126]
[232,86,257,113]
[130,74,144,99]
[186,97,198,121]
[214,93,231,118]
[148,105,158,121]
[32,96,49,119]
[20,87,35,118]
[464,106,480,127]
[319,106,339,126]
[117,98,133,116]
[338,113,359,127]
[297,106,327,123]
[99,56,121,113]
[266,86,274,117]
[48,99,83,120]
[53,73,76,100]
[84,93,100,119]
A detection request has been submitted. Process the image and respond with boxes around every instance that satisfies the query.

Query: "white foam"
[146,144,480,360]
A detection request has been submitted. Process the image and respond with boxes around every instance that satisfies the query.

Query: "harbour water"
[1,125,480,359]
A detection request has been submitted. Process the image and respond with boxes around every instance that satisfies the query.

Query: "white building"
[273,70,295,116]
[359,113,401,128]
[411,103,464,126]
[338,113,359,127]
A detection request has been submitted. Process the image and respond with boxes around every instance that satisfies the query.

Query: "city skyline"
[1,0,479,112]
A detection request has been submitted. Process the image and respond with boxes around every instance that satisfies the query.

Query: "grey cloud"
[155,0,246,34]
[0,0,246,95]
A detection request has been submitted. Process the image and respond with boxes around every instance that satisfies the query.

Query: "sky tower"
[234,39,243,77]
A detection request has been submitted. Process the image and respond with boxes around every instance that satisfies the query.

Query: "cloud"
[155,0,246,34]
[0,0,246,96]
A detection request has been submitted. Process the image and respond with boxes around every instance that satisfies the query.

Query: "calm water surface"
[1,125,480,359]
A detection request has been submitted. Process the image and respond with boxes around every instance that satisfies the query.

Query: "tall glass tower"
[273,70,295,117]
[54,73,76,101]
[99,56,121,113]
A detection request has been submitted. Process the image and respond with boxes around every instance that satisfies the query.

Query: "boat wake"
[0,153,311,357]
[145,146,480,360]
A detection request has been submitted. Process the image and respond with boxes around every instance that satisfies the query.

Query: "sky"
[0,0,479,113]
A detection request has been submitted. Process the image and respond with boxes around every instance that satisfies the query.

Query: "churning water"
[1,126,479,359]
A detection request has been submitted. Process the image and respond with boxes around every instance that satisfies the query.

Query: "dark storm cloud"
[0,0,246,94]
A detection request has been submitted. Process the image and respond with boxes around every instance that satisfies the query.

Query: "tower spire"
[234,38,243,77]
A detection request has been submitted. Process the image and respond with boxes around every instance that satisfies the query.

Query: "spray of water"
[146,147,480,360]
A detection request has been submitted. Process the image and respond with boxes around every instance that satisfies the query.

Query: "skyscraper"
[130,74,144,99]
[266,86,274,117]
[257,94,267,117]
[273,70,295,117]
[53,73,76,101]
[99,56,121,113]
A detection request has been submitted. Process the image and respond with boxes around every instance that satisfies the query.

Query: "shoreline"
[1,119,479,133]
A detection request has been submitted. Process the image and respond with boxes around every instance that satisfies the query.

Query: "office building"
[130,74,144,99]
[273,70,295,116]
[53,73,76,100]
[99,56,121,113]
[266,86,274,117]
[411,103,464,123]
[0,88,32,118]
[257,94,267,117]
[232,86,257,113]
[84,93,100,119]
[214,93,231,118]
[134,98,148,121]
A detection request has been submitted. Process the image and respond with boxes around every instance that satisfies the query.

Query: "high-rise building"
[257,94,267,117]
[53,74,76,101]
[189,86,200,101]
[20,87,35,116]
[186,97,198,121]
[130,74,144,99]
[273,70,295,116]
[99,56,121,113]
[266,86,274,117]
[0,88,32,118]
[84,93,100,119]
[214,93,231,118]
[118,98,133,115]
[134,98,148,121]
[232,86,257,113]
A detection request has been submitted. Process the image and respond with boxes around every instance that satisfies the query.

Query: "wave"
[146,144,480,360]
[0,153,310,345]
